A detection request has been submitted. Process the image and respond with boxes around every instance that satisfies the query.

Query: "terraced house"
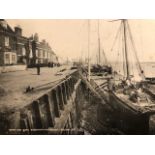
[0,19,59,68]
[0,19,17,66]
[30,33,58,67]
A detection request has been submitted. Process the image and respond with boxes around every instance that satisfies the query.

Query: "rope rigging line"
[113,21,124,75]
[99,20,111,67]
[108,19,145,82]
[126,21,145,80]
[102,49,108,66]
[111,21,123,52]
[79,21,87,62]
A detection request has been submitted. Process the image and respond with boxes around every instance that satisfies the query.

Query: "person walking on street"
[37,63,40,75]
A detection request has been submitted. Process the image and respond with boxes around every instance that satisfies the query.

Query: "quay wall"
[0,72,84,135]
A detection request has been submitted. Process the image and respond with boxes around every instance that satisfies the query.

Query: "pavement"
[0,65,26,73]
[0,65,77,112]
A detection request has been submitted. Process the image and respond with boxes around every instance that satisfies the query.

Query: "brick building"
[0,20,17,66]
[29,33,58,67]
[0,19,59,67]
[15,26,30,64]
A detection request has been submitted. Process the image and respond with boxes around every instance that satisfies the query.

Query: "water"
[141,62,155,77]
[111,62,155,80]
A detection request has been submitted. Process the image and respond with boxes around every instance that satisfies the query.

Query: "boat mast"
[102,49,108,66]
[126,21,145,80]
[88,19,91,81]
[123,19,130,79]
[97,19,101,65]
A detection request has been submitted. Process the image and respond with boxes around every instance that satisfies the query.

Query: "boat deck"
[115,92,155,114]
[90,75,109,86]
[90,75,155,114]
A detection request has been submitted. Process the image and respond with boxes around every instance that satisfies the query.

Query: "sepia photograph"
[1,19,155,135]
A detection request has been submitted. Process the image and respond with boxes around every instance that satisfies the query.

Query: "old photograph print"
[0,19,155,135]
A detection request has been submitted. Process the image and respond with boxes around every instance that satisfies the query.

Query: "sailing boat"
[107,19,155,134]
[79,19,155,134]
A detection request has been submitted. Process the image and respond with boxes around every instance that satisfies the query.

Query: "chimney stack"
[15,25,22,36]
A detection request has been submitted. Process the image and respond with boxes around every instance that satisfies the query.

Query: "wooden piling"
[43,95,55,127]
[57,86,65,110]
[65,81,70,100]
[62,83,68,104]
[51,89,61,117]
[32,100,43,129]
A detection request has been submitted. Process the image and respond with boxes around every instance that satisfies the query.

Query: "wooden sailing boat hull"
[143,84,155,99]
[97,90,150,134]
[89,76,149,134]
[108,91,149,134]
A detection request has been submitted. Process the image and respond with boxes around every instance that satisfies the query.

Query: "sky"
[6,19,155,63]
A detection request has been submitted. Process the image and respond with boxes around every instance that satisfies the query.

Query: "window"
[29,49,33,58]
[36,49,38,57]
[45,52,48,59]
[38,50,41,58]
[5,53,10,64]
[12,55,16,63]
[22,47,26,56]
[5,37,9,47]
[48,52,50,59]
[45,52,47,58]
[43,51,45,58]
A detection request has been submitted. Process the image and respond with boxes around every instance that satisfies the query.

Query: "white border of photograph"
[0,0,155,155]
